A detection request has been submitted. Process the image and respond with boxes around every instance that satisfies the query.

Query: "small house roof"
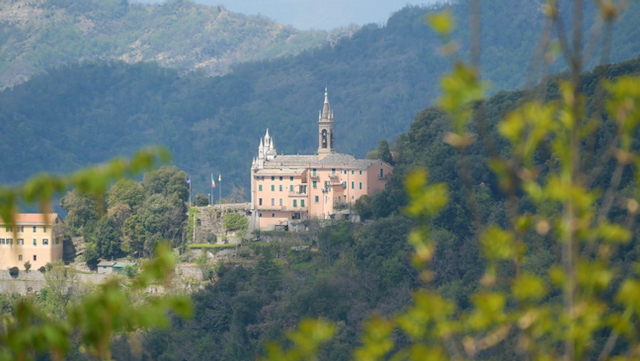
[0,213,61,226]
[97,261,116,267]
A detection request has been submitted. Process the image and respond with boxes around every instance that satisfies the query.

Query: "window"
[271,198,275,206]
[290,177,294,181]
[279,176,283,181]
[272,213,275,217]
[259,198,263,206]
[271,176,275,181]
[43,239,48,245]
[313,181,317,188]
[380,168,384,178]
[43,227,46,232]
[259,213,263,217]
[290,185,294,192]
[312,169,317,177]
[360,171,362,175]
[352,170,354,175]
[259,185,263,191]
[0,239,3,244]
[293,200,297,207]
[55,238,59,244]
[18,239,24,245]
[351,181,354,189]
[5,227,9,232]
[33,255,37,261]
[359,182,363,190]
[33,239,37,245]
[7,239,12,245]
[33,226,37,232]
[301,200,305,207]
[332,168,336,176]
[20,226,23,232]
[343,181,347,188]
[279,185,283,191]
[324,181,329,188]
[271,185,275,191]
[18,255,22,261]
[315,196,320,203]
[279,198,283,206]
[344,170,347,174]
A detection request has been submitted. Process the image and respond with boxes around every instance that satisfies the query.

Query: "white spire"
[319,110,321,120]
[269,137,274,149]
[265,128,270,140]
[324,87,328,103]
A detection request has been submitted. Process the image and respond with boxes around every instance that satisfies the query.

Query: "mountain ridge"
[0,0,357,87]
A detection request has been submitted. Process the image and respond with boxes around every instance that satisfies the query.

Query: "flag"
[211,174,216,188]
[186,176,190,184]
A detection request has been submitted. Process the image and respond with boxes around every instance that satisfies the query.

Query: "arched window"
[321,129,327,148]
[330,132,334,148]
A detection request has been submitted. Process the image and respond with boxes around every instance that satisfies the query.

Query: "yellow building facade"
[250,90,394,230]
[0,213,65,270]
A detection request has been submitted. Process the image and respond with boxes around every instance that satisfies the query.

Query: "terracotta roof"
[0,213,59,225]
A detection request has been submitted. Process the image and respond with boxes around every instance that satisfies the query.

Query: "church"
[250,89,394,230]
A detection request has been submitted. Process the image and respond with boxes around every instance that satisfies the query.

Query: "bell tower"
[318,87,334,158]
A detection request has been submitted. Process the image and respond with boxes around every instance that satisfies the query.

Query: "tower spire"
[318,87,334,158]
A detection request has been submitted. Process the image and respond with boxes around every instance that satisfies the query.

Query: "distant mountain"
[1,0,639,198]
[0,0,356,87]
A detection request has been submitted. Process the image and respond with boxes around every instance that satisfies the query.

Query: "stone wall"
[192,203,252,243]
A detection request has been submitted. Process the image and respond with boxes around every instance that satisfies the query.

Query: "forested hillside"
[0,0,353,87]
[134,55,640,361]
[1,0,639,197]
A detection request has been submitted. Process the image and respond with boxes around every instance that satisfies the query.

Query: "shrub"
[224,212,248,231]
[38,266,46,273]
[8,267,19,277]
[24,261,31,272]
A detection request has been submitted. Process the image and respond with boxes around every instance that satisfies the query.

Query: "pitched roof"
[0,213,60,225]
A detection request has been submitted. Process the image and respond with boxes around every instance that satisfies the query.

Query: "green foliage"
[23,261,31,272]
[195,193,209,206]
[185,207,198,241]
[224,212,248,232]
[8,267,18,277]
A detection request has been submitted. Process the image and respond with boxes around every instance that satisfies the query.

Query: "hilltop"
[0,0,356,87]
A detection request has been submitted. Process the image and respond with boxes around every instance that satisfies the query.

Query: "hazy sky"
[137,0,440,30]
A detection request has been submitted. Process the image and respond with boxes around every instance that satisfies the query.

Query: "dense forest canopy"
[0,0,354,87]
[1,0,639,198]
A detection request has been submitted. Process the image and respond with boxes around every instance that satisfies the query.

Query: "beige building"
[250,89,394,230]
[0,213,64,270]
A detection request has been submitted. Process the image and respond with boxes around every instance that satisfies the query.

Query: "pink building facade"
[250,90,393,230]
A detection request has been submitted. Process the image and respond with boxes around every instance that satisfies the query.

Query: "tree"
[224,212,248,232]
[264,2,640,361]
[194,193,209,206]
[39,260,78,318]
[142,165,189,202]
[107,178,145,211]
[23,261,31,272]
[60,189,98,236]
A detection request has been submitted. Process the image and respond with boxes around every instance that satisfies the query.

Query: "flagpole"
[219,174,221,204]
[211,173,214,205]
